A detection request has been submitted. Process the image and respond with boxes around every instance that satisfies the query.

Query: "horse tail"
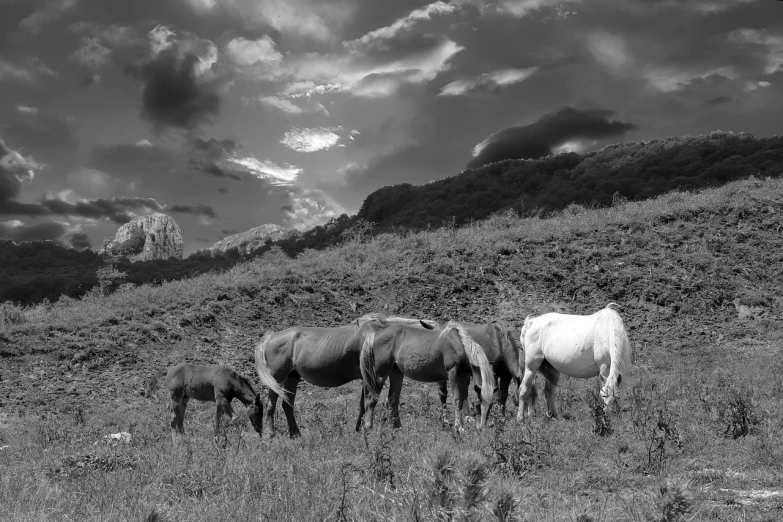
[443,322,495,407]
[254,331,291,405]
[146,367,167,397]
[604,307,631,390]
[359,328,382,400]
[605,302,621,311]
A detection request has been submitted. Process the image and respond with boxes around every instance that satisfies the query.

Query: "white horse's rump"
[516,303,632,420]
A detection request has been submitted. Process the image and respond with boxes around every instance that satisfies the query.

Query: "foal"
[148,363,264,443]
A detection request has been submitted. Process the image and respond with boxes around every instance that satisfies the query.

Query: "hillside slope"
[1,176,782,413]
[357,131,783,228]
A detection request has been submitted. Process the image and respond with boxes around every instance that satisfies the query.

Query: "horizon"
[1,0,781,255]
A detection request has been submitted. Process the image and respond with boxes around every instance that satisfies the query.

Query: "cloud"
[281,188,347,231]
[248,95,329,116]
[16,106,38,114]
[0,219,91,249]
[227,157,301,186]
[222,0,356,43]
[587,32,630,71]
[289,35,464,98]
[438,67,539,96]
[626,0,758,15]
[14,0,78,35]
[187,137,244,181]
[468,106,638,167]
[65,167,112,195]
[68,37,112,69]
[225,36,282,66]
[344,1,458,49]
[644,66,736,92]
[703,95,733,106]
[38,195,165,223]
[494,0,580,18]
[125,26,223,132]
[0,56,57,82]
[280,127,344,152]
[0,137,45,216]
[729,29,783,75]
[168,203,217,218]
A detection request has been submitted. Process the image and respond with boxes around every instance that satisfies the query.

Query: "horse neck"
[233,376,258,405]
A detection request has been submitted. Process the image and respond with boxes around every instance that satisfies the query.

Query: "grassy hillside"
[1,176,782,520]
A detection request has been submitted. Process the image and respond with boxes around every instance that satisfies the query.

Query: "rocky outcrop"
[100,213,184,262]
[209,224,294,254]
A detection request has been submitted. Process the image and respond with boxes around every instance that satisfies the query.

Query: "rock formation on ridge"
[100,213,184,262]
[209,224,294,254]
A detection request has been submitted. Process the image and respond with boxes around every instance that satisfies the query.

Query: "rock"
[208,224,295,254]
[100,213,184,262]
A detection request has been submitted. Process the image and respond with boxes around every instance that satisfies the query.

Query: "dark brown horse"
[148,363,263,443]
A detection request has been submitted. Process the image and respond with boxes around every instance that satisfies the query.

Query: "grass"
[2,175,783,520]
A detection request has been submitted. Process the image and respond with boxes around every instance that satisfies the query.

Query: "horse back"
[385,325,465,381]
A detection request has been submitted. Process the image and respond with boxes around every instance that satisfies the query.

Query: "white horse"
[516,303,632,421]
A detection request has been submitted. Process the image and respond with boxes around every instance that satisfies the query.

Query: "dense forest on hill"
[357,131,783,227]
[1,131,781,305]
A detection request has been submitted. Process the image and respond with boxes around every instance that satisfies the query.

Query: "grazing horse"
[147,363,264,443]
[438,320,527,418]
[516,303,633,421]
[359,321,496,430]
[253,313,437,439]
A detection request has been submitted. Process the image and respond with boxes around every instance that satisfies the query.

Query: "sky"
[0,0,781,255]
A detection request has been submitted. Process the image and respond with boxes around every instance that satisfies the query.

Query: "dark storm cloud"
[188,137,244,181]
[703,95,734,106]
[168,203,217,218]
[40,196,165,223]
[126,51,220,133]
[217,187,228,194]
[467,107,638,168]
[63,229,92,249]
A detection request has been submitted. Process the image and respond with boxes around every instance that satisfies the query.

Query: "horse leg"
[169,390,187,442]
[450,370,470,429]
[598,363,618,413]
[517,358,543,422]
[280,376,301,438]
[497,375,512,417]
[438,381,448,410]
[387,367,404,429]
[540,364,561,419]
[263,390,279,440]
[214,393,234,447]
[355,387,367,433]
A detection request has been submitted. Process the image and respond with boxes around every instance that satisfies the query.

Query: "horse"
[516,303,632,421]
[253,313,438,439]
[437,320,528,418]
[147,363,264,444]
[359,321,496,431]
